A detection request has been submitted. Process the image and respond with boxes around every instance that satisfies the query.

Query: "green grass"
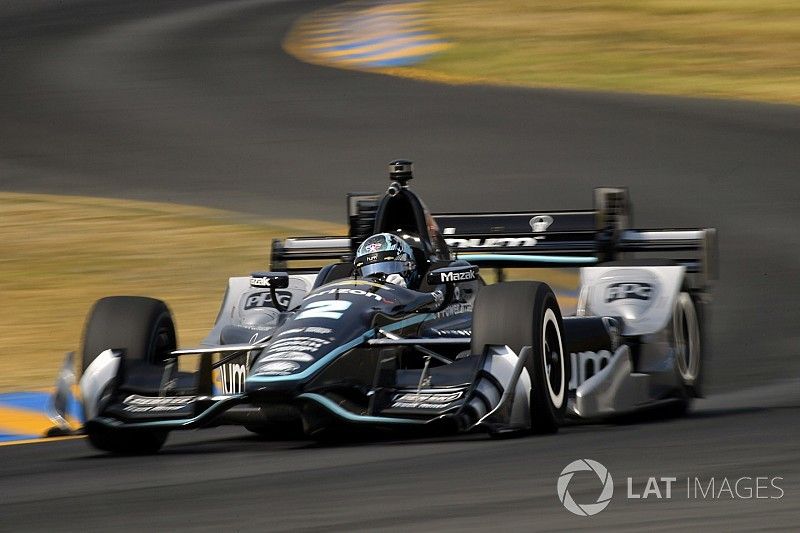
[0,193,344,392]
[393,0,800,104]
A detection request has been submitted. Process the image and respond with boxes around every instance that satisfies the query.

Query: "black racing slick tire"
[245,420,305,440]
[85,423,168,455]
[81,296,177,454]
[471,282,568,434]
[81,296,177,374]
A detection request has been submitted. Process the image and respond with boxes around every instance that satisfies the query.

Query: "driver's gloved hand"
[386,273,407,287]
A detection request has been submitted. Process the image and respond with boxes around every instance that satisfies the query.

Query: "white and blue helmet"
[354,233,416,282]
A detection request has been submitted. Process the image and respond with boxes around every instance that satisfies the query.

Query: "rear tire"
[672,291,703,407]
[471,282,568,434]
[81,296,177,454]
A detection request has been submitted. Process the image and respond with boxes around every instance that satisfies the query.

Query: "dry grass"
[0,193,580,393]
[0,193,344,392]
[397,0,800,104]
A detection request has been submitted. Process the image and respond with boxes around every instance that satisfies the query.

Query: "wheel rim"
[542,308,565,408]
[673,293,700,384]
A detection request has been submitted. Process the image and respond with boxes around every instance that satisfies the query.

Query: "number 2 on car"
[295,300,352,320]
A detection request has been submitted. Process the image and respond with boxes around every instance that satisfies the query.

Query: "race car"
[52,160,717,453]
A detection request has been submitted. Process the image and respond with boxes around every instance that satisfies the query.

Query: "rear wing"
[270,192,380,272]
[270,188,717,291]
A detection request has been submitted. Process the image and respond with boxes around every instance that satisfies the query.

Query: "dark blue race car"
[55,160,716,454]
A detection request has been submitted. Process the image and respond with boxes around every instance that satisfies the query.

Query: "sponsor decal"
[306,287,384,302]
[590,269,660,319]
[391,390,463,409]
[434,329,471,337]
[261,352,315,363]
[569,350,613,390]
[244,290,293,310]
[439,270,475,283]
[445,237,540,249]
[529,215,554,232]
[435,302,473,318]
[239,324,277,332]
[355,251,400,268]
[266,336,331,354]
[250,276,275,287]
[276,327,333,337]
[364,241,383,253]
[255,360,300,375]
[122,395,194,413]
[219,362,247,395]
[268,344,322,353]
[605,282,652,302]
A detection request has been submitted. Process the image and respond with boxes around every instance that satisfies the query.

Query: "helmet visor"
[359,261,411,278]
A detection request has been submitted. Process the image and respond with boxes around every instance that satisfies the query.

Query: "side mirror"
[250,272,289,289]
[250,272,290,312]
[426,265,479,286]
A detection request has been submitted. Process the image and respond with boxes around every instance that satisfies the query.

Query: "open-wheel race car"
[54,160,717,453]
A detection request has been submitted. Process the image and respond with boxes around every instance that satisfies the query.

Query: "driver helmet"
[354,233,416,285]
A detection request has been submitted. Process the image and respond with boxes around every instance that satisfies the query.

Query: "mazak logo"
[249,276,275,287]
[605,282,652,302]
[440,269,476,282]
[557,459,614,516]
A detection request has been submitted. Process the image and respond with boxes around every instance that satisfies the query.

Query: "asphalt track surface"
[1,0,799,530]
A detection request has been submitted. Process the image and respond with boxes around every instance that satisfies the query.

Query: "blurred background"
[0,0,798,528]
[2,0,797,393]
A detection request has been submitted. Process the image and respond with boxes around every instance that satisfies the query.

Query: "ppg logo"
[605,282,652,302]
[244,290,293,310]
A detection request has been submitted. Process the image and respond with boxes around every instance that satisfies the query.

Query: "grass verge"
[387,0,800,105]
[0,193,344,392]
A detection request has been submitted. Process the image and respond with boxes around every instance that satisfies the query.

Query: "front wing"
[77,341,536,437]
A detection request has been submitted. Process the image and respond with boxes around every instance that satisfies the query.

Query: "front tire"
[245,420,305,440]
[82,296,177,373]
[86,423,168,455]
[471,282,568,434]
[81,296,177,454]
